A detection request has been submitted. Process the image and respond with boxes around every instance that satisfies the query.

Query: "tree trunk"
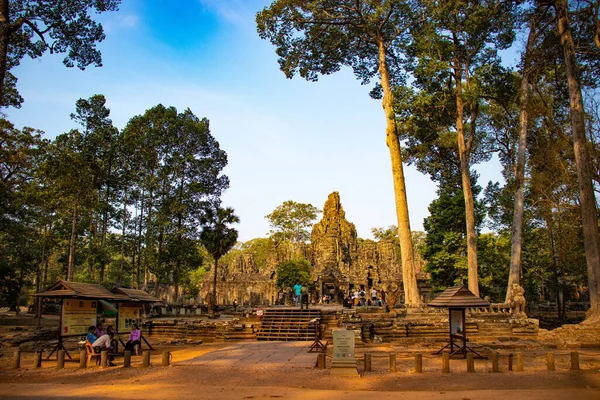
[212,258,218,313]
[377,39,420,305]
[119,192,127,286]
[555,0,600,320]
[454,73,479,296]
[507,21,537,302]
[0,1,10,107]
[67,199,79,281]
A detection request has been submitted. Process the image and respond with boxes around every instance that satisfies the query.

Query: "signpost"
[331,329,358,376]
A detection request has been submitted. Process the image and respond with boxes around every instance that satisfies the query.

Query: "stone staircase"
[256,308,321,341]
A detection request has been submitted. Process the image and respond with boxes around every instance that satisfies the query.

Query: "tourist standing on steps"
[300,286,309,309]
[371,287,377,303]
[293,281,302,307]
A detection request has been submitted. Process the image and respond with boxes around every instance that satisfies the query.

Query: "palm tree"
[200,206,239,314]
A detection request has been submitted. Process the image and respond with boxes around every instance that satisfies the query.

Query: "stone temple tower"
[311,192,358,301]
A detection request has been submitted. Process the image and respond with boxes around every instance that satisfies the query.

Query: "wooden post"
[442,352,450,373]
[124,351,132,368]
[491,351,500,373]
[389,354,397,372]
[100,350,108,367]
[508,353,513,371]
[466,353,475,373]
[415,353,423,373]
[317,353,326,369]
[364,353,372,372]
[11,350,21,369]
[79,349,87,369]
[34,351,42,369]
[162,351,170,366]
[546,352,555,371]
[143,350,151,367]
[57,350,65,369]
[570,351,579,371]
[516,352,523,372]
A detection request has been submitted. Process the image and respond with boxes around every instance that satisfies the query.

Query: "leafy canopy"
[276,258,312,290]
[265,200,320,243]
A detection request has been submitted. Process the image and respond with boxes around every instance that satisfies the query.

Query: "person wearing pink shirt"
[125,323,141,355]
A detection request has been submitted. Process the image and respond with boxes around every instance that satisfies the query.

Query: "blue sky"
[6,0,505,242]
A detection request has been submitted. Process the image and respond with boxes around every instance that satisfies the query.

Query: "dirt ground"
[1,343,600,399]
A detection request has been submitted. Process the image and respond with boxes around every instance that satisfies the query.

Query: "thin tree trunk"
[555,0,600,320]
[212,258,218,313]
[507,21,537,302]
[454,71,479,296]
[67,199,79,281]
[377,39,420,305]
[119,192,127,285]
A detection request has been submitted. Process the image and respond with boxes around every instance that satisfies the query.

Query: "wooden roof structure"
[428,285,490,308]
[111,287,161,303]
[33,280,130,301]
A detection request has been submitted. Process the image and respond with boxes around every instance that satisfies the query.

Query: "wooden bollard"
[57,350,65,369]
[100,350,108,367]
[79,349,87,369]
[364,353,372,372]
[442,352,450,373]
[389,354,397,372]
[570,351,579,371]
[11,350,21,369]
[124,351,132,368]
[516,352,523,372]
[317,353,326,369]
[508,353,513,371]
[34,350,42,368]
[466,353,475,373]
[415,353,423,373]
[546,352,555,371]
[491,351,499,373]
[162,351,170,367]
[143,351,151,367]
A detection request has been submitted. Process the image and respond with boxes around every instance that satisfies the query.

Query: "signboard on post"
[450,309,465,336]
[118,305,142,332]
[331,329,358,376]
[61,299,97,336]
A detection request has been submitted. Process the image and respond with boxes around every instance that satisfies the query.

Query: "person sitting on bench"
[125,323,141,355]
[92,331,116,366]
[86,325,98,343]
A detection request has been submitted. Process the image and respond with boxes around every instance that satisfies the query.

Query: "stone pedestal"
[331,329,358,376]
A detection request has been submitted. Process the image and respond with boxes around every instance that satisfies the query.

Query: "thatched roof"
[33,280,129,301]
[112,287,161,303]
[428,285,490,308]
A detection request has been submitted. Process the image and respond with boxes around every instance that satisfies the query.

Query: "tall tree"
[404,0,516,296]
[257,0,422,305]
[553,0,600,319]
[200,206,239,313]
[0,0,120,107]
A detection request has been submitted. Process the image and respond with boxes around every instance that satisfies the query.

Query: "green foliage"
[200,207,240,264]
[0,0,120,107]
[275,258,312,291]
[240,238,273,272]
[256,1,417,88]
[265,200,320,243]
[371,226,398,242]
[477,233,510,302]
[422,181,485,291]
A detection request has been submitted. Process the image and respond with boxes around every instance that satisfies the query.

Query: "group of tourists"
[343,287,386,308]
[86,322,142,366]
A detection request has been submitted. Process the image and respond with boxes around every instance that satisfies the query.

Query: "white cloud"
[103,14,139,34]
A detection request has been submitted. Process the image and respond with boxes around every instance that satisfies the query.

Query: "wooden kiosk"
[33,281,129,359]
[428,285,490,358]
